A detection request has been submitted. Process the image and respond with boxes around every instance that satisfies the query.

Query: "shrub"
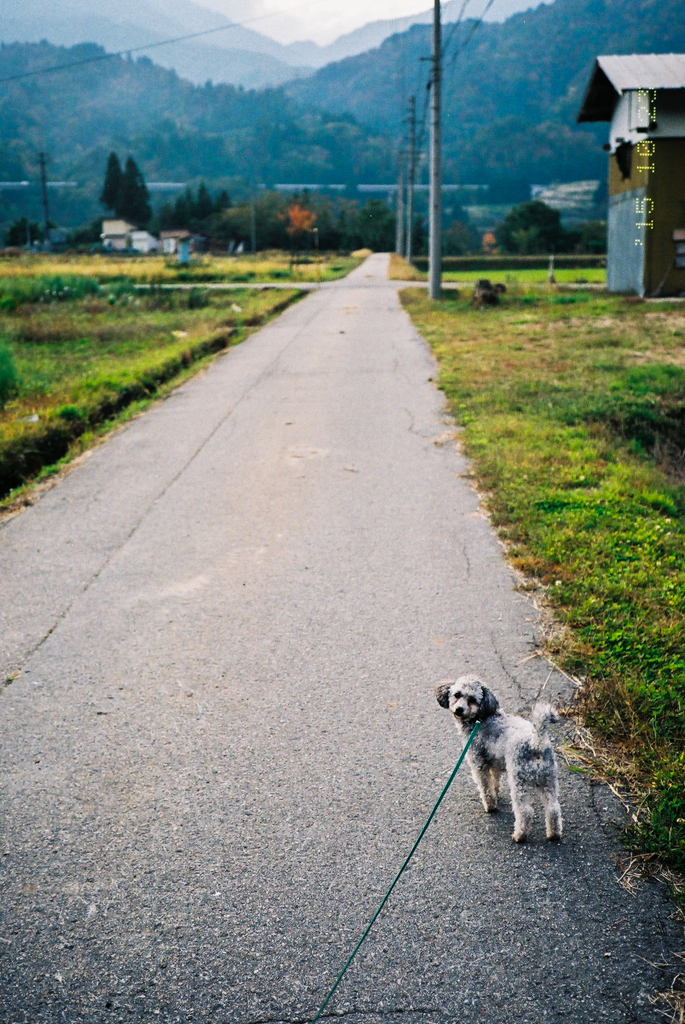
[0,275,101,309]
[187,288,209,309]
[496,200,566,254]
[4,217,44,247]
[0,344,19,407]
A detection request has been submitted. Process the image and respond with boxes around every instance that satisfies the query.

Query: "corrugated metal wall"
[607,189,646,294]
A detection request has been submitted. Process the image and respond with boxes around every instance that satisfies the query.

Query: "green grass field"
[0,277,303,503]
[441,267,607,284]
[401,285,685,876]
[388,255,606,285]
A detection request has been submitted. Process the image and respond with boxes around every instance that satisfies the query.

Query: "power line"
[446,0,497,70]
[442,0,497,123]
[0,1,320,86]
[441,0,474,61]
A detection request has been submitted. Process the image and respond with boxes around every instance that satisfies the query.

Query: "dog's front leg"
[486,766,502,810]
[510,785,534,843]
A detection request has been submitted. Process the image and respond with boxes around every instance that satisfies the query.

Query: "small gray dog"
[436,674,562,843]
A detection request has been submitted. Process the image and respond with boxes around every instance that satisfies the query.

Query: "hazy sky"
[200,0,541,45]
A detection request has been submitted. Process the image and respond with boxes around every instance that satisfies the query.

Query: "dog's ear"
[477,686,499,720]
[435,682,452,709]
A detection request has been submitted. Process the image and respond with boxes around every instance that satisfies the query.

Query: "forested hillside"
[290,0,685,198]
[2,0,684,232]
[0,42,393,228]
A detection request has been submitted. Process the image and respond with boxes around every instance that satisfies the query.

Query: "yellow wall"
[608,139,685,296]
[608,151,649,196]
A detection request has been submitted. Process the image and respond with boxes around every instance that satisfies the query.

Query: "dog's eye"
[453,692,461,700]
[467,696,477,705]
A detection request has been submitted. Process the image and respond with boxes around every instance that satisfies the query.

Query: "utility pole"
[250,176,257,254]
[405,94,416,264]
[395,148,405,256]
[428,0,442,299]
[38,151,50,245]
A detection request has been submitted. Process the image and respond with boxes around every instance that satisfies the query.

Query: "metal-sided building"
[578,54,685,296]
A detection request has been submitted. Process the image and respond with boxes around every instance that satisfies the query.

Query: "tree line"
[100,153,151,225]
[3,155,606,255]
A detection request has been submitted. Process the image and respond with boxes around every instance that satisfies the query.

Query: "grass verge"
[388,253,425,281]
[400,284,685,875]
[0,284,303,505]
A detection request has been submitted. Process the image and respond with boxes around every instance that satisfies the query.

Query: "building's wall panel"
[645,137,685,296]
[608,149,649,196]
[607,188,646,293]
[609,90,685,151]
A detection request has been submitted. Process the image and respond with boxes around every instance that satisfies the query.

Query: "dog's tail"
[531,702,559,738]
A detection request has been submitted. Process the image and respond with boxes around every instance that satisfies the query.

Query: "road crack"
[0,295,331,692]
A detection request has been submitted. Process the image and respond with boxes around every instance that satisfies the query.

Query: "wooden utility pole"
[38,152,50,244]
[428,0,442,299]
[405,95,416,264]
[395,149,405,256]
[250,177,257,253]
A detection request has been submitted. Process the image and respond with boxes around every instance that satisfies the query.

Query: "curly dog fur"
[436,674,562,843]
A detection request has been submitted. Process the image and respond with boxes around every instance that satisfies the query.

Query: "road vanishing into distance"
[1,255,681,1023]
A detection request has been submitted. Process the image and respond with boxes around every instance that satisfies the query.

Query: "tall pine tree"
[215,190,230,213]
[116,157,151,226]
[100,152,122,211]
[195,182,214,221]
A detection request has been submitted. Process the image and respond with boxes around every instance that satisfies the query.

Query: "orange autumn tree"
[285,203,316,249]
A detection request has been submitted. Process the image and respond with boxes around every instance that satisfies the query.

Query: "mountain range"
[289,0,685,197]
[0,0,541,89]
[1,0,683,233]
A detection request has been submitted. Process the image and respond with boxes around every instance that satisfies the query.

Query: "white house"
[130,230,159,254]
[101,219,135,250]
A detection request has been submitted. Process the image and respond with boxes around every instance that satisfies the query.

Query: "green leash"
[309,721,481,1024]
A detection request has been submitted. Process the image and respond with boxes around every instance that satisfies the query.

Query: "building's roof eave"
[577,53,685,123]
[577,60,619,123]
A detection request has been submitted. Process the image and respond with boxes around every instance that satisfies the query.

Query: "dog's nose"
[454,707,464,717]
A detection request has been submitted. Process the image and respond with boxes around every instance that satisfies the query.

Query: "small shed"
[102,219,134,251]
[578,53,685,296]
[160,230,190,255]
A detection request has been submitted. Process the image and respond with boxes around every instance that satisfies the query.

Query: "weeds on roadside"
[401,286,685,874]
[0,285,302,501]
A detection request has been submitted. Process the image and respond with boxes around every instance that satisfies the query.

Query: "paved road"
[1,254,681,1023]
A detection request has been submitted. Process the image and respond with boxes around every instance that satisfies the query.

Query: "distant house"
[101,219,135,251]
[160,229,190,255]
[159,230,206,255]
[578,53,685,296]
[130,230,159,254]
